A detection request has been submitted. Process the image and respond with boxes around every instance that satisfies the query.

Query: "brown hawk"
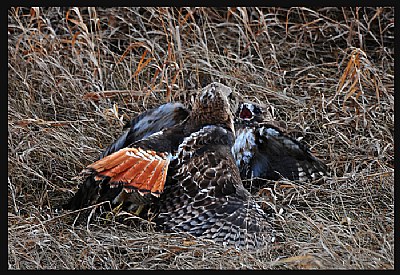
[64,83,274,249]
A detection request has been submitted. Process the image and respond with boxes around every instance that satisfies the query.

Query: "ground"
[8,7,394,269]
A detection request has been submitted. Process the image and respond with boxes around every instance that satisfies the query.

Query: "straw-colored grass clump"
[8,7,393,269]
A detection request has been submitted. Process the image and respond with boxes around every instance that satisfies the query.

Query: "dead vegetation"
[8,7,394,269]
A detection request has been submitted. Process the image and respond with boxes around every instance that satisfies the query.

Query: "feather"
[85,147,169,197]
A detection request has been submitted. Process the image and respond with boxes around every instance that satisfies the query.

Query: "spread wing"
[63,105,188,211]
[233,102,327,184]
[155,125,274,249]
[251,124,328,182]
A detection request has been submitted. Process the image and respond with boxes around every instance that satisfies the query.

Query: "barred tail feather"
[84,147,169,197]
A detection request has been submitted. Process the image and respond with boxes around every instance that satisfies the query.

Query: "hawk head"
[237,102,264,123]
[189,82,235,133]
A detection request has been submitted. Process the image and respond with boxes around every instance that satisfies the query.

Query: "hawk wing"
[234,123,327,184]
[63,105,188,211]
[255,125,327,181]
[155,125,274,249]
[100,102,189,158]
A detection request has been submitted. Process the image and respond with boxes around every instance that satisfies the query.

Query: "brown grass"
[8,7,394,269]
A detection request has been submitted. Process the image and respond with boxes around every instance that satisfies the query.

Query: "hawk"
[64,83,274,249]
[232,102,328,190]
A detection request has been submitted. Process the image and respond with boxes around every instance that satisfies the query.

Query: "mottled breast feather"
[151,83,275,250]
[155,125,274,250]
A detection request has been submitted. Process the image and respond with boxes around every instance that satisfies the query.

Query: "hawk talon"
[133,204,144,216]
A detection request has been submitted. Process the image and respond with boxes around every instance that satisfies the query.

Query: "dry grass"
[8,7,394,269]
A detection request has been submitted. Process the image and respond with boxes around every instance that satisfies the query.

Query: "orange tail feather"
[88,148,138,171]
[83,147,169,197]
[122,154,169,195]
